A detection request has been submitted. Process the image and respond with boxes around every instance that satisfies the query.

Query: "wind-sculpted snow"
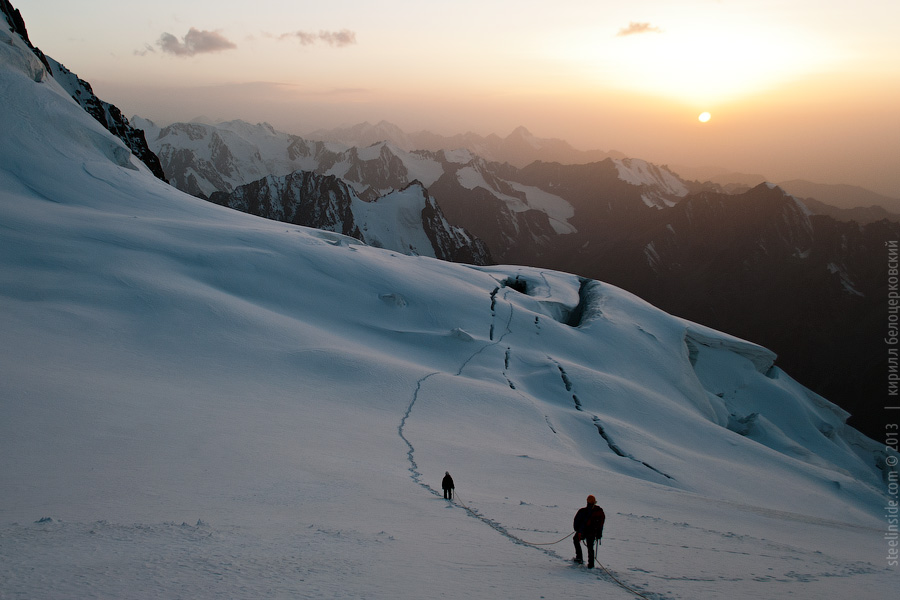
[683,324,777,374]
[0,13,897,599]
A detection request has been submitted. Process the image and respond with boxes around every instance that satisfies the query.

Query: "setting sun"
[12,0,900,198]
[698,112,711,123]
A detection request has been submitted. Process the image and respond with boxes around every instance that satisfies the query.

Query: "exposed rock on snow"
[209,173,491,265]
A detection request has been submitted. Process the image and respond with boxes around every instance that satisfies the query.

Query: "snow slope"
[456,160,576,234]
[0,17,897,600]
[613,158,689,209]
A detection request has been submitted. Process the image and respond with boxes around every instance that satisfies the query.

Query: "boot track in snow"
[396,281,665,599]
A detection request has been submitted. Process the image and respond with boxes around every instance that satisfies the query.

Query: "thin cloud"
[156,28,237,57]
[326,87,368,95]
[304,87,370,97]
[616,22,663,37]
[133,44,156,57]
[279,29,357,47]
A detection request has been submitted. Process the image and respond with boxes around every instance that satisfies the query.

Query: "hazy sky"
[12,0,900,196]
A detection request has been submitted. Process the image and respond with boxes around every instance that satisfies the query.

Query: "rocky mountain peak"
[2,1,166,181]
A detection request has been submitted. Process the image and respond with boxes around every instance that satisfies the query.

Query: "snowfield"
[0,18,897,600]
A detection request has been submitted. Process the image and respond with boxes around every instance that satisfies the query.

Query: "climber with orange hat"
[572,494,605,568]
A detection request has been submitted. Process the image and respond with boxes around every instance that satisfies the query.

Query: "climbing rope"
[526,531,575,546]
[452,492,653,600]
[596,558,653,600]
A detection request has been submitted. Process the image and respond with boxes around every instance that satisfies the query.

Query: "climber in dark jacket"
[573,495,605,568]
[442,471,455,499]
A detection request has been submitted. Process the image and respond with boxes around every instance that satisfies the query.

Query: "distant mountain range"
[135,117,898,439]
[305,120,626,168]
[777,179,900,214]
[671,165,900,218]
[799,196,900,225]
[209,173,491,265]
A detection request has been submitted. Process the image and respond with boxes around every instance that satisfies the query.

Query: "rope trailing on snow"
[453,493,653,600]
[454,492,561,553]
[454,492,572,545]
[525,531,575,546]
[595,558,653,600]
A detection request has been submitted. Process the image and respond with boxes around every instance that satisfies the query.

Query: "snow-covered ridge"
[613,158,689,208]
[142,119,460,201]
[143,119,584,244]
[141,118,736,261]
[210,171,491,265]
[683,322,777,374]
[455,162,576,234]
[0,9,165,181]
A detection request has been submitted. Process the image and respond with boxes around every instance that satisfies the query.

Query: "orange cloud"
[616,22,663,37]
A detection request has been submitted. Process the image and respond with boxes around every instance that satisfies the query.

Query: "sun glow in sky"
[9,0,900,196]
[554,12,839,106]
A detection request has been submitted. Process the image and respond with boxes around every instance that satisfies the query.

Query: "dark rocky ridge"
[210,172,492,265]
[1,1,166,182]
[545,182,897,438]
